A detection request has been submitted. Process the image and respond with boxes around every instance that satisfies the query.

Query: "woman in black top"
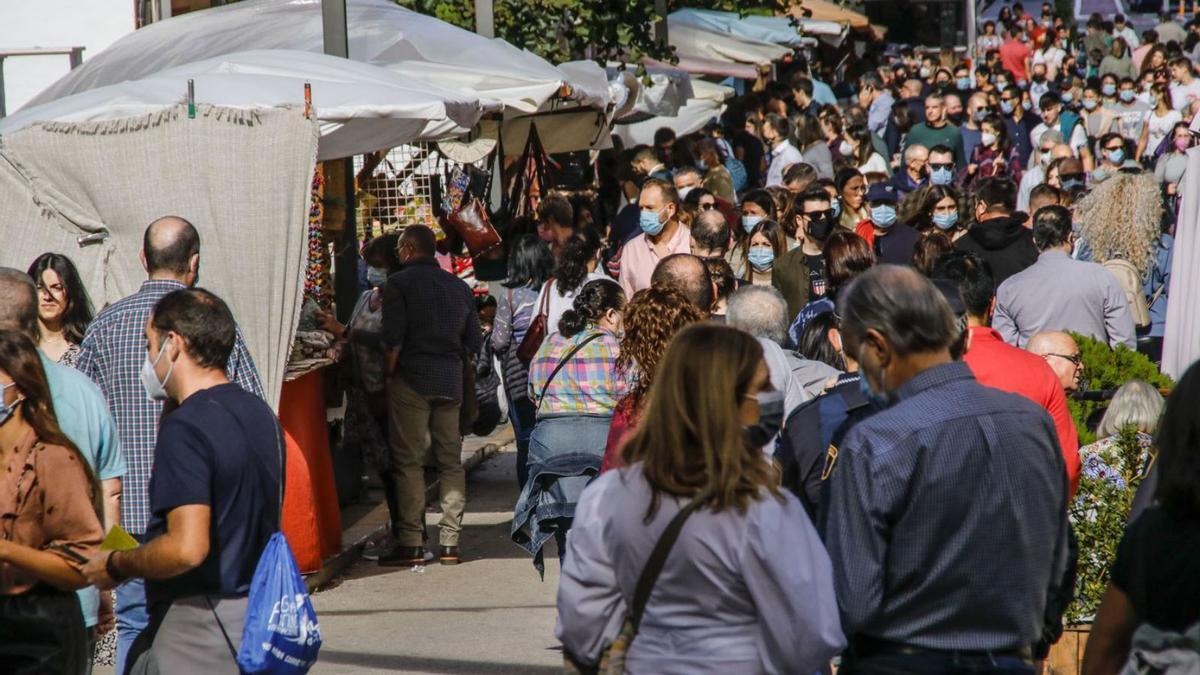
[1083,361,1200,673]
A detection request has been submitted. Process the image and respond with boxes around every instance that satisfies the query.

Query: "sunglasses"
[1045,352,1083,366]
[929,162,955,171]
[698,202,717,211]
[803,209,836,220]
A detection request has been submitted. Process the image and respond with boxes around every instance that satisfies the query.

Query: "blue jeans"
[506,393,536,488]
[115,578,149,675]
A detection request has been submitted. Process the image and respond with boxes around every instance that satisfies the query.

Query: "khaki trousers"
[387,375,466,547]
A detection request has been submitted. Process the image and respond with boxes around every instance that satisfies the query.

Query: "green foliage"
[1067,333,1172,445]
[395,0,788,66]
[1066,426,1153,624]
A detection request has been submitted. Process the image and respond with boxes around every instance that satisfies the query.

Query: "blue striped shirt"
[821,361,1070,651]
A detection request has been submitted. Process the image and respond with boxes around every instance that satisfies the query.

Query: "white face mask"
[678,186,694,200]
[839,140,854,156]
[140,339,174,402]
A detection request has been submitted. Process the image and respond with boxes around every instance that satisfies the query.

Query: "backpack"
[1122,621,1200,674]
[725,156,748,194]
[1102,258,1151,328]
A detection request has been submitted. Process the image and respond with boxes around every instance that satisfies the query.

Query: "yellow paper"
[100,525,139,552]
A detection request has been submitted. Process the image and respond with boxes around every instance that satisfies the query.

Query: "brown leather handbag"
[446,198,503,259]
[516,279,553,366]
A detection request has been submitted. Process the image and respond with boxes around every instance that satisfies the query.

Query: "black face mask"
[744,391,785,448]
[947,111,966,125]
[806,215,837,242]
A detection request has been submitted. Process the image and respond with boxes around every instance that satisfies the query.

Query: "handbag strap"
[535,332,603,409]
[205,595,239,662]
[539,278,553,316]
[628,494,709,632]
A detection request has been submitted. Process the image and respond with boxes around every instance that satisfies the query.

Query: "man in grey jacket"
[993,205,1137,349]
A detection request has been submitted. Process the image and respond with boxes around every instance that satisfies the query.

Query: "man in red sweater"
[934,252,1081,496]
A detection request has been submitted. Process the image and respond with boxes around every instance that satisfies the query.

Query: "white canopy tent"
[609,65,694,121]
[614,80,734,147]
[665,20,793,71]
[1,50,490,160]
[668,9,834,47]
[22,0,615,153]
[1163,135,1200,379]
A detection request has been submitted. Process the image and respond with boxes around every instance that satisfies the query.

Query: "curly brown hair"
[616,286,705,409]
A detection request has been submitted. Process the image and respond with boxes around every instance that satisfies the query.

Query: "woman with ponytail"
[512,279,628,576]
[0,329,103,672]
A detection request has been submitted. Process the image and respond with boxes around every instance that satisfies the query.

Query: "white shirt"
[1115,25,1140,49]
[556,464,846,674]
[857,152,890,176]
[534,271,611,339]
[1170,79,1200,112]
[1145,109,1183,156]
[765,140,805,187]
[1032,121,1087,155]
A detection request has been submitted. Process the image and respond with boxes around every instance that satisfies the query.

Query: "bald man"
[651,253,713,316]
[76,215,264,672]
[1017,138,1073,212]
[1027,331,1085,393]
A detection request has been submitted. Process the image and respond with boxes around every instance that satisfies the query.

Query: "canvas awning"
[608,64,694,121]
[790,0,870,30]
[613,80,734,147]
[669,9,808,47]
[0,50,489,160]
[666,20,792,69]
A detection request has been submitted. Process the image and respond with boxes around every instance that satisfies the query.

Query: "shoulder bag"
[563,494,709,675]
[534,332,602,410]
[516,279,554,366]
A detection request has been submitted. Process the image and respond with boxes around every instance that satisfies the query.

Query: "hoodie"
[954,213,1038,284]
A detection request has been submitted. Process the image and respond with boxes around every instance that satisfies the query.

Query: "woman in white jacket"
[556,323,844,674]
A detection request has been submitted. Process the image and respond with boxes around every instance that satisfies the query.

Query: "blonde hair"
[621,324,781,517]
[1097,380,1165,438]
[1074,172,1162,277]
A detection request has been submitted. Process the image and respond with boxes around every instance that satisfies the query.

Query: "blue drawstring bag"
[237,532,322,673]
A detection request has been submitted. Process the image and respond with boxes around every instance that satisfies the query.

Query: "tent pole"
[475,0,495,38]
[323,0,359,323]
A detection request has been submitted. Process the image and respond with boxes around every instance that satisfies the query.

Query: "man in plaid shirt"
[76,216,263,673]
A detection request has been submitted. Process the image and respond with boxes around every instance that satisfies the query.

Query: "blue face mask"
[930,167,955,185]
[933,210,959,230]
[695,159,708,171]
[640,208,665,236]
[1101,83,1117,97]
[741,214,765,232]
[1106,148,1125,164]
[1119,89,1135,103]
[366,266,388,288]
[0,383,21,428]
[1000,100,1015,115]
[1062,91,1074,103]
[831,199,841,218]
[956,77,972,91]
[857,370,889,408]
[1062,176,1085,191]
[748,247,775,271]
[870,204,897,228]
[1082,99,1098,111]
[1022,99,1033,111]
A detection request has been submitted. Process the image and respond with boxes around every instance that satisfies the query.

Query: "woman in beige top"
[0,329,103,673]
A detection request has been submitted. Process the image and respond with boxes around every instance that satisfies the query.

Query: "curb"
[307,440,506,592]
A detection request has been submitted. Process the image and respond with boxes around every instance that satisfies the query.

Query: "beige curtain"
[1163,147,1200,380]
[0,104,319,408]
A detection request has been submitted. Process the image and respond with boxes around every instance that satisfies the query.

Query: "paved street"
[310,448,564,674]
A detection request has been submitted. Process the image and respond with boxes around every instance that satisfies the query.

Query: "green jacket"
[772,247,812,323]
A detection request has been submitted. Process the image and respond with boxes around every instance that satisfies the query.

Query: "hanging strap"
[628,494,709,633]
[206,595,239,663]
[535,333,603,410]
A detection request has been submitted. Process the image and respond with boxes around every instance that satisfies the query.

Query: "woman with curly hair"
[1074,171,1163,277]
[600,286,704,473]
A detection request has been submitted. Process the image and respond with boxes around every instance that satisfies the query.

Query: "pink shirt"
[617,223,691,298]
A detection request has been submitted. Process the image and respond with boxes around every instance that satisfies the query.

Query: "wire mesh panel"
[354,143,439,239]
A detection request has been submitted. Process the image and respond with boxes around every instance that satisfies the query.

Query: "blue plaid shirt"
[76,279,264,534]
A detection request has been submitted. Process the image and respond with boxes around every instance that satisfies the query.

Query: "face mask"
[1149,95,1158,106]
[996,80,1009,90]
[1062,91,1074,103]
[870,204,897,228]
[838,140,854,156]
[744,389,785,448]
[932,210,959,230]
[957,77,972,91]
[972,109,989,123]
[1062,176,1085,191]
[639,207,666,236]
[1101,83,1117,97]
[695,159,708,171]
[857,369,890,408]
[1033,74,1046,84]
[1175,137,1191,152]
[936,79,951,89]
[930,166,954,185]
[1106,148,1125,164]
[947,111,966,125]
[806,215,836,242]
[1082,99,1098,111]
[366,266,388,288]
[748,247,775,272]
[678,186,694,200]
[1040,150,1053,165]
[1119,90,1135,103]
[741,214,765,232]
[1023,99,1033,111]
[831,198,841,218]
[919,66,932,78]
[0,383,22,428]
[140,339,174,402]
[1000,100,1015,114]
[980,131,997,147]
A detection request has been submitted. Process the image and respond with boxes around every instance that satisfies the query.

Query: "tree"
[396,0,788,66]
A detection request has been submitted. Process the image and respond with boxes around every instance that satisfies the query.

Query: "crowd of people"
[4,2,1200,674]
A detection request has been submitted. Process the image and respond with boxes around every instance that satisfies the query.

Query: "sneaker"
[360,536,397,562]
[378,546,427,567]
[438,546,461,566]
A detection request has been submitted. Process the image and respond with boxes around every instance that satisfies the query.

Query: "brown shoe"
[378,546,426,567]
[439,546,460,565]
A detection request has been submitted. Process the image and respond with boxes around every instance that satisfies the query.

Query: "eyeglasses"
[1044,352,1083,367]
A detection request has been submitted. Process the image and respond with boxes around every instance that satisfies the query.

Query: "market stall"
[614,80,735,147]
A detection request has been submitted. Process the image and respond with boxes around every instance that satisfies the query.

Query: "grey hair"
[838,264,959,356]
[0,267,38,339]
[674,166,702,183]
[1097,380,1165,437]
[726,285,789,345]
[903,143,929,164]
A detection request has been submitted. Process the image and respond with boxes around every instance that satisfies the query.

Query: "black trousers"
[0,585,88,675]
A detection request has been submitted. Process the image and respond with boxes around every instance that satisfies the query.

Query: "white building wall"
[0,0,135,115]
